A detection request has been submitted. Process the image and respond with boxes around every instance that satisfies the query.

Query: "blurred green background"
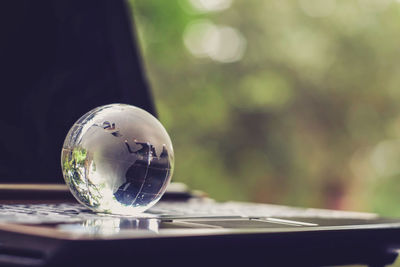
[129,0,400,217]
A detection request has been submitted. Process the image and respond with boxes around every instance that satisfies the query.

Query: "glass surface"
[61,104,174,215]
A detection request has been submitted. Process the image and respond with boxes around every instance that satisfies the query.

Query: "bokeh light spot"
[370,139,400,177]
[183,20,246,63]
[189,0,232,12]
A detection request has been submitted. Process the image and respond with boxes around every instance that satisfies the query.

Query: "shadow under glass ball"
[61,104,174,215]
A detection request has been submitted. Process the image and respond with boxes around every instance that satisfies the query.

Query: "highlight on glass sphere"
[61,103,174,215]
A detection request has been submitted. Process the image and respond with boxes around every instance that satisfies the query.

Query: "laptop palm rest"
[166,219,313,229]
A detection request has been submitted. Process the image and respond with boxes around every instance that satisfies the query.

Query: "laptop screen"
[0,0,155,183]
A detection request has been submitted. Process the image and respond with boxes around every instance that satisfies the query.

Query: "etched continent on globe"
[61,104,174,215]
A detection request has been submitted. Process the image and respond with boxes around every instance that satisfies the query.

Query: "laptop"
[1,1,400,266]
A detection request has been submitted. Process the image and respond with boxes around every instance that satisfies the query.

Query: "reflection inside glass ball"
[61,104,174,215]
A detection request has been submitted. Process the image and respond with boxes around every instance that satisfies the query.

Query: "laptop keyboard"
[151,200,378,219]
[0,199,378,224]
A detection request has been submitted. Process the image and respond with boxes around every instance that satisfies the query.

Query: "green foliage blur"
[129,0,400,216]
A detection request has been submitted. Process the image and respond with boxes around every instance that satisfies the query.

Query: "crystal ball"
[61,104,174,215]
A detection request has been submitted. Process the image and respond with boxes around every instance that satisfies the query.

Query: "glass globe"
[61,104,174,215]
